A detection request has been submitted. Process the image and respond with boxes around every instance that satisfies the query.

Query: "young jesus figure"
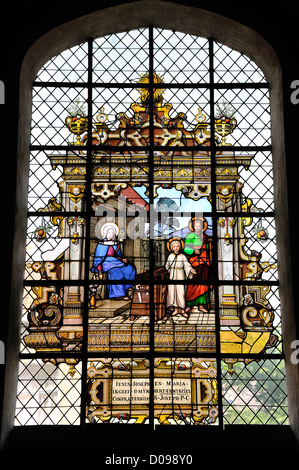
[165,238,197,318]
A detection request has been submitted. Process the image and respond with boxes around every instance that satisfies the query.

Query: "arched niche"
[2,0,297,447]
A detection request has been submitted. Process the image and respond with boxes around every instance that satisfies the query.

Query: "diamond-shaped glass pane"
[31,87,88,146]
[35,43,88,83]
[162,88,210,129]
[154,28,209,83]
[28,151,63,211]
[15,360,82,425]
[214,88,271,146]
[214,42,266,83]
[222,360,288,425]
[93,29,149,83]
[239,151,274,211]
[92,87,141,131]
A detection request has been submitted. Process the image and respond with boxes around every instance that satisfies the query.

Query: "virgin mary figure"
[91,222,136,300]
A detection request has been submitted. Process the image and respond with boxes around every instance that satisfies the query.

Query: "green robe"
[184,232,211,307]
[184,232,203,255]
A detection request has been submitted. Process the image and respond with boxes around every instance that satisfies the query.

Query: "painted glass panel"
[15,27,288,427]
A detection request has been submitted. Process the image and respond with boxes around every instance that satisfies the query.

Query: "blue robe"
[91,242,135,299]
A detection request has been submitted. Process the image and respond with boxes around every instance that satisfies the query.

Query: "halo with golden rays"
[137,72,165,103]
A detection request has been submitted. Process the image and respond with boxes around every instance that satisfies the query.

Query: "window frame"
[2,2,297,447]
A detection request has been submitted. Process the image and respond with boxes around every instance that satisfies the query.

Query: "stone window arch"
[2,1,298,449]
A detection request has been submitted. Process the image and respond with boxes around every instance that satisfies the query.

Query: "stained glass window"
[15,27,288,428]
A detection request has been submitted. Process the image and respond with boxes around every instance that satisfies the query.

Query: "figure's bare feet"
[199,305,208,313]
[180,312,189,318]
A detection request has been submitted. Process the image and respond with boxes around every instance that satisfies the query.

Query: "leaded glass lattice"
[16,27,288,429]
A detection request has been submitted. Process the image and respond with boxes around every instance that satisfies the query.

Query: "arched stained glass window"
[16,27,288,428]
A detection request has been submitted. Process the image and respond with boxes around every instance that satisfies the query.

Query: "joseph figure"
[184,217,212,313]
